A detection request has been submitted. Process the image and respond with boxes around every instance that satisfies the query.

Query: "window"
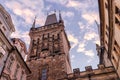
[1,76,8,80]
[14,64,20,78]
[53,34,60,40]
[105,3,108,9]
[0,44,6,55]
[7,56,14,71]
[115,17,120,25]
[42,41,49,51]
[41,68,47,80]
[20,71,24,80]
[105,31,109,37]
[0,21,2,25]
[106,25,109,31]
[53,42,60,53]
[114,40,120,55]
[0,52,4,58]
[115,6,120,15]
[2,26,6,31]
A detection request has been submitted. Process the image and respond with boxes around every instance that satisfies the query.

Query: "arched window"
[41,68,47,80]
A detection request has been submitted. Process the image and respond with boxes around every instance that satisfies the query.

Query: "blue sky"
[0,0,100,71]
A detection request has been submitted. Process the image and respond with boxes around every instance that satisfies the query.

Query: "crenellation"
[98,64,105,69]
[64,66,117,79]
[30,23,64,34]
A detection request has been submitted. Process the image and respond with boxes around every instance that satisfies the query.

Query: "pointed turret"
[32,16,36,28]
[59,10,63,23]
[45,13,57,25]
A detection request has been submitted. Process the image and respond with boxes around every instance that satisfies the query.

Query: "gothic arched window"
[41,68,47,80]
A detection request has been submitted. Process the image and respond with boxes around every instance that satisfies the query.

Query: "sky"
[0,0,100,71]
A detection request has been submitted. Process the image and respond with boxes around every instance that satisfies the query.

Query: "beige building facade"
[0,4,31,80]
[0,3,15,76]
[98,0,120,78]
[11,38,27,61]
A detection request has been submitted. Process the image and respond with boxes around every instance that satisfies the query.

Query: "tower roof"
[45,13,57,25]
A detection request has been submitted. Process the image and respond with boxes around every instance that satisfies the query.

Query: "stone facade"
[0,4,31,80]
[11,38,27,61]
[1,47,31,80]
[0,4,15,75]
[62,65,117,80]
[27,13,72,80]
[98,0,120,78]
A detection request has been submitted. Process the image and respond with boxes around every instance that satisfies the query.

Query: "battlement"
[58,64,118,80]
[30,22,64,33]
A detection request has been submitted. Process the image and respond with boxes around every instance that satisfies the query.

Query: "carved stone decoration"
[73,68,80,77]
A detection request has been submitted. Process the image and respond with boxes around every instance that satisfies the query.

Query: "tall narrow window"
[7,56,14,71]
[14,64,20,78]
[20,71,24,80]
[115,17,120,25]
[105,3,108,9]
[115,6,120,15]
[41,68,47,80]
[0,52,4,59]
[1,76,8,80]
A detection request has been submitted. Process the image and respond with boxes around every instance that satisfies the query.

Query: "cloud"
[81,12,99,25]
[45,0,68,5]
[11,31,30,46]
[66,0,80,8]
[77,42,86,52]
[76,40,95,58]
[78,22,86,30]
[93,35,100,45]
[5,0,45,25]
[62,11,74,18]
[70,54,75,62]
[66,0,87,10]
[68,33,78,49]
[84,50,94,57]
[84,32,98,41]
[46,0,88,11]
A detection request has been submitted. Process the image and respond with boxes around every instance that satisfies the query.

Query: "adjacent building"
[11,38,27,61]
[0,4,31,80]
[0,3,15,76]
[98,0,120,77]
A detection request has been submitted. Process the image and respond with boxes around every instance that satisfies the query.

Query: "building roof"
[45,13,57,25]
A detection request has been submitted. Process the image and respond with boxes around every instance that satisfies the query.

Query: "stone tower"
[27,13,72,80]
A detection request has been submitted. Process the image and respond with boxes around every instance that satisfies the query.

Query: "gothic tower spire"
[31,16,36,28]
[59,10,63,23]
